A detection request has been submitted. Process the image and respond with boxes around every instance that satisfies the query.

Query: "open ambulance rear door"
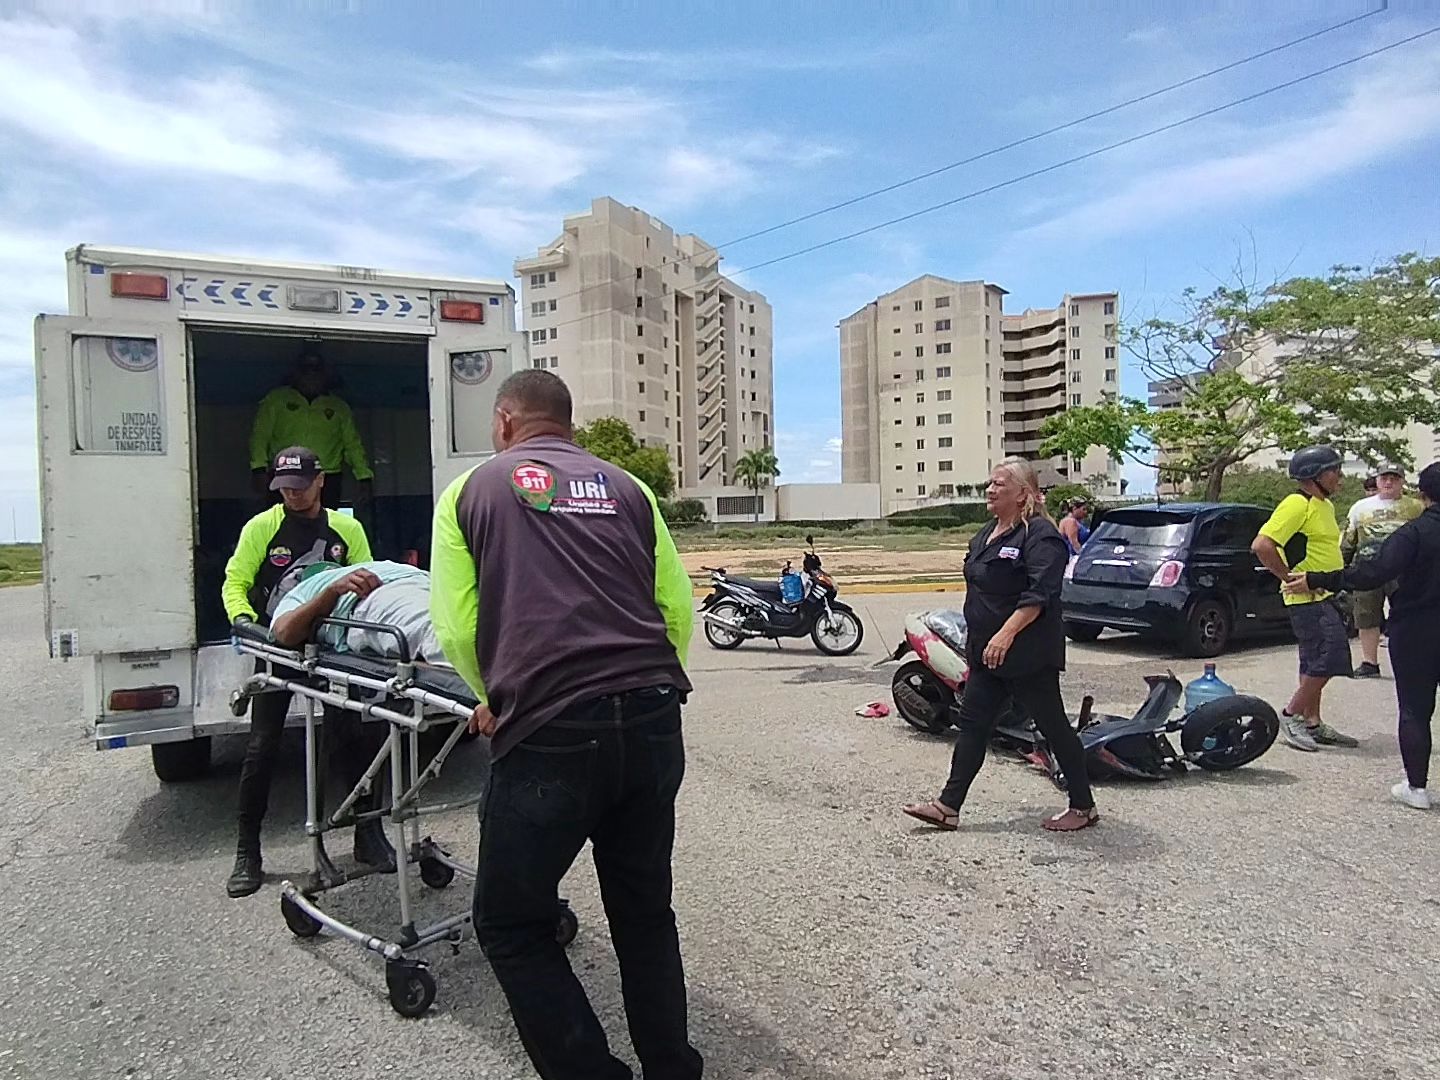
[35,315,195,658]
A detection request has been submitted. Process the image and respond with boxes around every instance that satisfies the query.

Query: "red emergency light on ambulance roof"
[439,299,485,323]
[110,272,170,301]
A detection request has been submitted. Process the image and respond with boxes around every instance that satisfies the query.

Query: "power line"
[517,11,1389,324]
[732,25,1440,275]
[716,7,1386,250]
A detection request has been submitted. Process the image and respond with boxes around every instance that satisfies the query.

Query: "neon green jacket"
[222,505,372,623]
[249,387,374,480]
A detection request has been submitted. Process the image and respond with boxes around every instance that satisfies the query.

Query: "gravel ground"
[1,584,1436,1080]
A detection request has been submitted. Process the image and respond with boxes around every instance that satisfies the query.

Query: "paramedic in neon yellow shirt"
[250,346,373,509]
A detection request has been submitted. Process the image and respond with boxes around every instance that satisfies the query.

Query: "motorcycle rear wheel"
[1180,694,1279,770]
[703,600,747,650]
[891,661,955,735]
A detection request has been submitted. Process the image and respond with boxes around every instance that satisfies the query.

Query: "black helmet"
[1288,445,1343,482]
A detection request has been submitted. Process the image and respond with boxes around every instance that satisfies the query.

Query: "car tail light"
[439,300,485,323]
[1150,560,1185,588]
[108,686,180,711]
[111,272,169,300]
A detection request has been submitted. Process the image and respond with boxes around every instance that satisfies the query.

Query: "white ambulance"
[34,246,524,781]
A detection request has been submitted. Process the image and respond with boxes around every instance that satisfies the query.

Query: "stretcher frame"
[230,617,579,1017]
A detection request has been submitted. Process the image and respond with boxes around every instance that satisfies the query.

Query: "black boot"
[354,819,397,873]
[226,842,263,898]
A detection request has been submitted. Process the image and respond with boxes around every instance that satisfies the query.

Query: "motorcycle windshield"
[922,610,968,653]
[1071,510,1194,588]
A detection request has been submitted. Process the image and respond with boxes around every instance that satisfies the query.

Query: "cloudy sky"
[3,1,1439,538]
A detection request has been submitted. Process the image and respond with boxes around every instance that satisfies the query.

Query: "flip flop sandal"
[902,801,959,831]
[1042,808,1099,832]
[855,702,891,718]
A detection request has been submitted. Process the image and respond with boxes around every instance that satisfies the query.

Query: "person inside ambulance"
[249,345,374,511]
[221,446,394,899]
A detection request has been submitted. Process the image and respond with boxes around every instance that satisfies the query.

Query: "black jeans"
[474,686,701,1080]
[1390,625,1440,789]
[236,683,379,847]
[940,663,1095,812]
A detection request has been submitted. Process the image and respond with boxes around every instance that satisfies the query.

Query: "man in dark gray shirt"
[431,370,699,1080]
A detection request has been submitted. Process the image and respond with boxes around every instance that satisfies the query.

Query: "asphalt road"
[1,585,1437,1080]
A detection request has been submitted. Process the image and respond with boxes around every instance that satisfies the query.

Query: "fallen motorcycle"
[886,610,1280,784]
[698,535,863,656]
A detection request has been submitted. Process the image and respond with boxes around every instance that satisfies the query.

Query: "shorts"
[1351,580,1397,630]
[1288,599,1353,679]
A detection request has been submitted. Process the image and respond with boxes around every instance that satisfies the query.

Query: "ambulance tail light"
[108,686,180,712]
[439,300,485,323]
[111,273,170,301]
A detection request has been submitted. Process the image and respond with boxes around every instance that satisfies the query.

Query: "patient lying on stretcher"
[270,560,444,662]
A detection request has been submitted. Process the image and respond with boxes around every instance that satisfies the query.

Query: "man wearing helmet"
[1251,446,1360,752]
[1343,464,1422,678]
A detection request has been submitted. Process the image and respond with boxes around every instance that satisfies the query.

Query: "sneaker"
[1281,714,1319,752]
[1353,662,1382,679]
[1391,782,1431,810]
[1311,721,1359,748]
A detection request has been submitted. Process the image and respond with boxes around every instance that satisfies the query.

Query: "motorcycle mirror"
[806,533,814,547]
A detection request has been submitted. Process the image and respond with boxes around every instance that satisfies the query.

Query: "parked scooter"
[699,535,864,655]
[886,610,1279,782]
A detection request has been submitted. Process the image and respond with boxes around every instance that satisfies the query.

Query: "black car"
[1061,502,1288,658]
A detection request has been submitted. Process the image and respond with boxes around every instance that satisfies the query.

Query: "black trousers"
[474,686,701,1080]
[235,684,380,846]
[940,662,1095,812]
[1390,624,1440,789]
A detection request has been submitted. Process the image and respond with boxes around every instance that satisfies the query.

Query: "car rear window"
[1091,511,1195,547]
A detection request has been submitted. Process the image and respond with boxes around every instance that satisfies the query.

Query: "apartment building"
[514,196,774,489]
[840,275,1120,515]
[840,275,1008,513]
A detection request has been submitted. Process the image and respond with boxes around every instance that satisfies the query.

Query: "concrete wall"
[680,485,777,524]
[776,483,882,521]
[679,482,883,523]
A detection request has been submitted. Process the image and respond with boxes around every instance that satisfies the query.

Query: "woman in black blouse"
[904,458,1099,832]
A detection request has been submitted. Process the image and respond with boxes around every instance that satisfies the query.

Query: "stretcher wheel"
[280,894,321,938]
[556,904,579,948]
[386,961,436,1018]
[419,857,455,890]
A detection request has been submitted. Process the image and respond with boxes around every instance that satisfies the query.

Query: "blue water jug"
[780,571,804,604]
[1185,663,1236,712]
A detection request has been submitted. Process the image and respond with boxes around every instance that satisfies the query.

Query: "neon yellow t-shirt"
[1258,493,1343,606]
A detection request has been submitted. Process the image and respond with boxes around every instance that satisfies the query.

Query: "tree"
[1040,254,1440,501]
[1044,482,1095,519]
[733,446,780,522]
[574,416,675,497]
[1213,465,1369,520]
[660,497,708,524]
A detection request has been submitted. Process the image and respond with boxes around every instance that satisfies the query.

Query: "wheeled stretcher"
[229,619,580,1017]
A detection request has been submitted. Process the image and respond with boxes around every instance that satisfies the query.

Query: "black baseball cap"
[270,446,322,491]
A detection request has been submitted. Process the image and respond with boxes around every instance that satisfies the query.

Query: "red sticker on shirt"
[511,463,556,512]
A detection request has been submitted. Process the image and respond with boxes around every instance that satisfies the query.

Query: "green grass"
[0,544,41,587]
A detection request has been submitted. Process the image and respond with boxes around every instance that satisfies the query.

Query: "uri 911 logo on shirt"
[511,463,557,512]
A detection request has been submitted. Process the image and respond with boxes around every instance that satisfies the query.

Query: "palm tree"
[733,446,780,522]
